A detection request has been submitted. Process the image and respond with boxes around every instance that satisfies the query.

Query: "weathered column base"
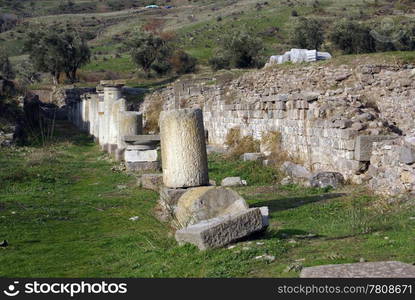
[124,145,160,172]
[125,161,161,172]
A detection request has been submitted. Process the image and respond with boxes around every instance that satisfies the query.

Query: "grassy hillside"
[1,0,415,84]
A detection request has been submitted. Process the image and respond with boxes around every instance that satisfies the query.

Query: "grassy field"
[0,121,414,277]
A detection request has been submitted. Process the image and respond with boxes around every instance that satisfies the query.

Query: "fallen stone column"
[159,108,209,188]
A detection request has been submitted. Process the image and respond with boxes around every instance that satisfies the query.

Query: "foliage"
[208,54,230,71]
[24,26,90,84]
[125,31,197,77]
[208,153,277,186]
[330,19,376,54]
[125,32,171,77]
[208,30,265,71]
[15,60,41,86]
[372,20,415,52]
[169,50,197,75]
[290,17,324,50]
[225,127,260,158]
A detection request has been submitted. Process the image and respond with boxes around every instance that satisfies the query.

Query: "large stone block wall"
[142,64,415,194]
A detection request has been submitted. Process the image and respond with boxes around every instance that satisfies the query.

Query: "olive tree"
[125,32,172,77]
[209,30,265,70]
[24,27,90,84]
[290,17,324,50]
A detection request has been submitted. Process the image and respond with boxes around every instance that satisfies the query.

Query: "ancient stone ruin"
[265,48,332,67]
[66,81,161,172]
[66,96,268,249]
[142,63,415,197]
[158,108,269,250]
[63,62,415,250]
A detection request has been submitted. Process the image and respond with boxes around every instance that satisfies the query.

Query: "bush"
[330,19,376,54]
[125,32,171,78]
[209,30,265,71]
[290,17,324,50]
[170,50,197,74]
[151,59,172,75]
[208,55,230,71]
[225,127,260,158]
[372,20,415,52]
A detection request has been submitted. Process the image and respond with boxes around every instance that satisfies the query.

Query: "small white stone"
[129,216,140,221]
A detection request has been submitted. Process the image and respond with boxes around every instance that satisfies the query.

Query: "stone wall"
[141,63,415,194]
[368,137,415,196]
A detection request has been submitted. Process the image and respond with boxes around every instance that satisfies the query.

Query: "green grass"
[81,55,135,73]
[208,153,278,186]
[0,121,414,277]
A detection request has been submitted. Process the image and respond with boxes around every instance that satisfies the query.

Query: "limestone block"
[159,109,209,188]
[175,208,263,250]
[108,98,126,153]
[159,186,188,208]
[259,206,269,227]
[399,146,415,165]
[316,51,332,61]
[118,112,143,148]
[175,186,249,228]
[125,161,161,172]
[300,261,415,278]
[310,172,345,189]
[138,173,163,191]
[355,135,397,161]
[241,152,264,161]
[125,148,158,162]
[281,161,312,179]
[221,177,247,187]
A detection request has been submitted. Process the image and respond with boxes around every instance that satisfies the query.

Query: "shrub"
[125,32,171,78]
[290,17,324,50]
[372,20,415,52]
[225,127,260,158]
[261,131,289,167]
[209,30,265,70]
[330,19,376,54]
[208,55,230,71]
[144,94,163,133]
[169,50,197,74]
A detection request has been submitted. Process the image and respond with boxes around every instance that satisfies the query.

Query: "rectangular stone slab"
[175,208,263,250]
[300,261,415,278]
[124,135,160,142]
[124,149,158,162]
[354,135,396,161]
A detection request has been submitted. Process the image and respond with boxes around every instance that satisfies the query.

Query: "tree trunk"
[51,72,60,85]
[69,69,77,83]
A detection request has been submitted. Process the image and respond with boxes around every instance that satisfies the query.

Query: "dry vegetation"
[225,127,260,158]
[144,93,164,133]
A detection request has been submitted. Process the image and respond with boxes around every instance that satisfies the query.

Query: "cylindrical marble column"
[159,108,209,188]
